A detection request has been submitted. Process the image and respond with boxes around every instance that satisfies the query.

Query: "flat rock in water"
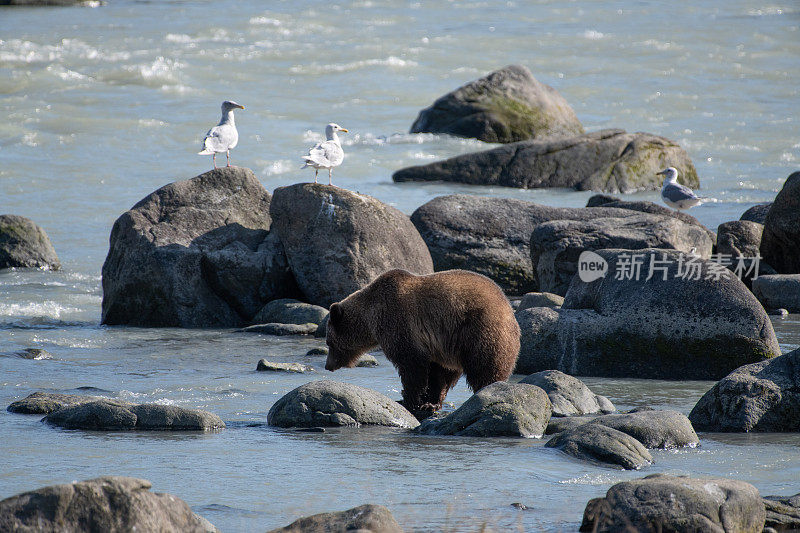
[586,408,699,449]
[267,380,419,429]
[252,298,328,326]
[409,64,584,143]
[530,214,713,295]
[0,476,217,532]
[42,400,225,431]
[6,392,125,414]
[256,359,314,373]
[267,504,402,533]
[752,274,800,313]
[519,370,615,417]
[410,194,709,294]
[0,214,60,270]
[761,171,800,274]
[580,473,765,533]
[305,347,328,356]
[356,354,379,367]
[394,129,698,193]
[545,415,597,435]
[516,248,780,380]
[101,167,300,327]
[545,424,652,470]
[689,347,800,432]
[12,348,53,360]
[416,382,551,437]
[269,184,433,307]
[240,323,318,335]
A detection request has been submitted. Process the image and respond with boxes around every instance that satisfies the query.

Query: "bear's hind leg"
[460,319,518,393]
[423,363,461,411]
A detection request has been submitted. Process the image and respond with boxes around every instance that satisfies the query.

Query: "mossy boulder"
[394,129,698,193]
[409,64,583,143]
[0,215,60,270]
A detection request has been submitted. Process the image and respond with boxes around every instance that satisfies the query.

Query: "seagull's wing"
[303,140,343,167]
[199,124,237,154]
[662,183,699,203]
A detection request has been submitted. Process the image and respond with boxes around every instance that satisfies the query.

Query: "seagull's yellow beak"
[339,128,348,133]
[655,170,665,175]
[237,105,245,110]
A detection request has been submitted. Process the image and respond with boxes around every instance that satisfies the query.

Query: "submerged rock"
[416,382,551,437]
[269,184,433,307]
[580,474,765,533]
[240,323,318,336]
[251,298,328,326]
[267,504,402,533]
[410,194,708,294]
[7,392,117,415]
[530,213,713,295]
[0,214,60,270]
[0,476,217,533]
[256,359,314,373]
[752,274,800,313]
[545,424,652,470]
[12,348,53,360]
[356,354,379,367]
[519,370,614,417]
[516,248,780,379]
[394,129,698,193]
[585,408,698,449]
[761,171,800,273]
[42,400,224,431]
[101,167,299,327]
[267,380,419,429]
[689,347,800,432]
[409,64,584,143]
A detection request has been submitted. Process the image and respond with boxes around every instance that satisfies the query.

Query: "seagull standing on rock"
[302,123,348,186]
[658,167,702,211]
[198,100,245,169]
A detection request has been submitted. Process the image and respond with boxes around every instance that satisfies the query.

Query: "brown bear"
[325,269,520,417]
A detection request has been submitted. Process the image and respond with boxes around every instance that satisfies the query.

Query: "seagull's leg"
[328,168,333,186]
[226,150,231,167]
[213,153,217,169]
[314,169,319,184]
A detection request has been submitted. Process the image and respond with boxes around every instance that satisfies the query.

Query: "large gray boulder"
[416,382,551,437]
[102,167,299,327]
[410,194,709,294]
[586,408,699,449]
[516,248,780,379]
[716,220,772,287]
[0,214,60,270]
[252,298,328,325]
[761,171,800,274]
[270,184,433,307]
[751,274,800,312]
[545,424,652,470]
[267,380,419,429]
[409,64,584,143]
[530,213,714,295]
[268,504,402,533]
[580,474,765,533]
[764,492,800,532]
[689,347,800,432]
[519,370,614,417]
[42,400,225,431]
[0,477,217,533]
[394,129,699,193]
[740,202,772,224]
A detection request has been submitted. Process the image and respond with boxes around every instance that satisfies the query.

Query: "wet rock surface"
[416,382,551,437]
[409,64,583,143]
[394,129,698,193]
[240,322,318,335]
[267,380,419,429]
[752,274,800,313]
[761,171,800,274]
[267,504,402,533]
[519,370,614,417]
[545,423,653,470]
[256,359,314,373]
[0,476,217,532]
[580,474,765,533]
[0,214,60,270]
[251,298,328,326]
[41,399,225,431]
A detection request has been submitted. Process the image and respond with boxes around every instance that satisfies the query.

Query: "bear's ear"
[329,303,344,326]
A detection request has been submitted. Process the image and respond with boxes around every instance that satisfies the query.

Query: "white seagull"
[657,167,702,211]
[198,100,245,169]
[302,123,348,186]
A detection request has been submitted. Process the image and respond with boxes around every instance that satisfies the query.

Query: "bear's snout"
[325,360,335,371]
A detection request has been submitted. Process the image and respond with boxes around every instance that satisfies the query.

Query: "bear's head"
[325,302,375,371]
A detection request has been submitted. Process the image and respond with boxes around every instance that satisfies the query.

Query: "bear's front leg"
[424,363,461,411]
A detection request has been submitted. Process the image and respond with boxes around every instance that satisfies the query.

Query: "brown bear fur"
[325,269,520,416]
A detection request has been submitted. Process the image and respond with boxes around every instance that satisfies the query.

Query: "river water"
[1,1,799,531]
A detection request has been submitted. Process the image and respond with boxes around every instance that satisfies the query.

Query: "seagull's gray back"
[662,182,698,203]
